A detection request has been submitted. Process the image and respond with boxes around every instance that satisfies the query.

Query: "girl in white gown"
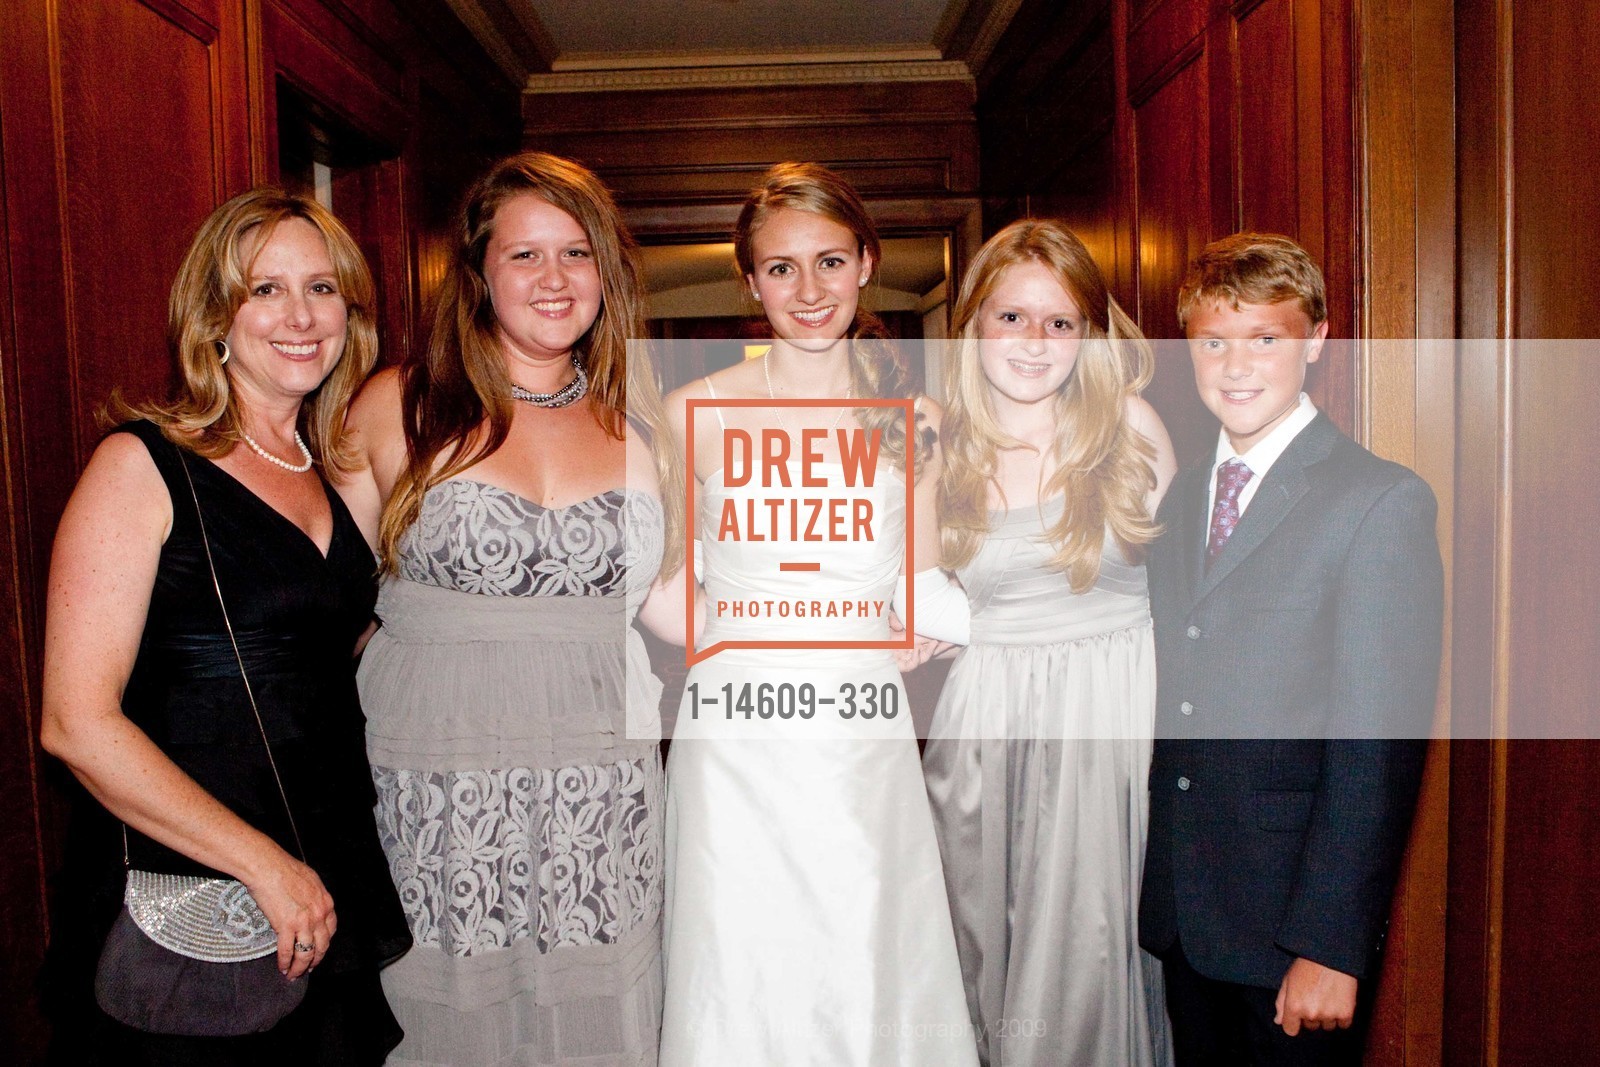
[659,163,978,1066]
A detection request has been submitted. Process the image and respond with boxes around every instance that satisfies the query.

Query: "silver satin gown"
[923,497,1173,1067]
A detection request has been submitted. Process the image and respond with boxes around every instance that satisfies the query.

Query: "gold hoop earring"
[215,339,231,366]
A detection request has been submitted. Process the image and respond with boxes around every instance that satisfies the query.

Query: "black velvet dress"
[42,420,412,1065]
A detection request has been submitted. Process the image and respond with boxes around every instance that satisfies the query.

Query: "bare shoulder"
[622,421,664,495]
[914,394,945,433]
[80,431,171,524]
[1124,393,1165,435]
[1123,393,1177,509]
[343,365,409,490]
[348,366,404,438]
[664,374,713,408]
[663,376,709,437]
[53,429,172,571]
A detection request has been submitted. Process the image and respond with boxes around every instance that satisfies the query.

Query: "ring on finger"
[294,940,314,953]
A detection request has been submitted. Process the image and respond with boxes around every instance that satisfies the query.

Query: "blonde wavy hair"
[121,187,377,473]
[940,219,1157,591]
[733,162,933,476]
[378,152,685,575]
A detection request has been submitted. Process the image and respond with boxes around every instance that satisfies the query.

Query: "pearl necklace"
[241,430,313,472]
[511,357,588,408]
[763,353,851,433]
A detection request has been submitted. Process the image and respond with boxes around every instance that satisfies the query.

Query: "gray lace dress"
[358,480,666,1066]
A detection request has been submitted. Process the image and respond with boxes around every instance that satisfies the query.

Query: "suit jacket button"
[1186,625,1201,639]
[1180,701,1194,716]
[1177,776,1192,791]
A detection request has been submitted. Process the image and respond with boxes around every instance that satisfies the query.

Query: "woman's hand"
[241,851,338,979]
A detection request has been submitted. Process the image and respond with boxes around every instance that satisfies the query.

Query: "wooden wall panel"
[980,0,1357,467]
[1133,52,1218,462]
[1031,130,1120,278]
[1498,743,1600,1064]
[1355,0,1457,1060]
[0,35,50,1050]
[1492,2,1600,1054]
[1127,0,1208,100]
[263,0,411,151]
[59,1,231,454]
[1234,0,1301,238]
[1446,0,1600,1064]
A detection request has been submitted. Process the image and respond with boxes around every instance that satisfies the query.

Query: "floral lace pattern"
[373,759,663,957]
[399,481,663,599]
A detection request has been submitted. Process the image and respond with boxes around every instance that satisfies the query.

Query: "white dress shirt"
[1206,392,1319,521]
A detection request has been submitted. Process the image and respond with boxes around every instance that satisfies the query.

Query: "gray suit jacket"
[1138,413,1444,988]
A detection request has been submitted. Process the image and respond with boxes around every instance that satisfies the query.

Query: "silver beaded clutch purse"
[122,870,277,962]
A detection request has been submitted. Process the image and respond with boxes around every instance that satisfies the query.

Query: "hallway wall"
[976,0,1359,465]
[1445,0,1600,1062]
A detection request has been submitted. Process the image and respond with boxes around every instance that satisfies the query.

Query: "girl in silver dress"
[925,219,1177,1066]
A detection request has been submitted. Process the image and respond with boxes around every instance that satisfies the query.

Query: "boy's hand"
[1275,958,1358,1036]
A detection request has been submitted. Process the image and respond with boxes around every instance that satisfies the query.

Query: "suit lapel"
[1176,463,1208,602]
[1190,414,1341,607]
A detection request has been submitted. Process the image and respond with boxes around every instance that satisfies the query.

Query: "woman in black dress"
[40,188,410,1064]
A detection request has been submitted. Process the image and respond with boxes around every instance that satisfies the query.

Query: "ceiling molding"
[526,59,975,94]
[500,0,561,68]
[441,0,557,82]
[933,0,978,53]
[938,0,1027,72]
[551,44,944,72]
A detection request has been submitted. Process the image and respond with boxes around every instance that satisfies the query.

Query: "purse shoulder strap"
[173,447,307,862]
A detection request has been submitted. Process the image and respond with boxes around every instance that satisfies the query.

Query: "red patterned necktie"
[1206,459,1254,569]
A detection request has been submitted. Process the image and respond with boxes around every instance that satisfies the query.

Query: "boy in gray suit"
[1139,234,1443,1065]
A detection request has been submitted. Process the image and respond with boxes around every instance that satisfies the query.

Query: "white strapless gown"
[659,462,978,1065]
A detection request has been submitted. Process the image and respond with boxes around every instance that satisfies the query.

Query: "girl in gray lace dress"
[339,153,690,1066]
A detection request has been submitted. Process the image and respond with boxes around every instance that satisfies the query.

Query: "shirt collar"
[1211,392,1318,481]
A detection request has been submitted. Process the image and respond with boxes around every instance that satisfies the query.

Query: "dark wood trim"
[0,7,54,1060]
[262,0,411,152]
[1444,0,1511,1055]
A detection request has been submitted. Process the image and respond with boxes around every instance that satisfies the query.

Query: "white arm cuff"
[892,567,971,645]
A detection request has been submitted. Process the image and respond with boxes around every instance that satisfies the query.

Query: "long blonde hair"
[733,162,933,476]
[378,152,685,575]
[940,220,1157,590]
[122,187,377,473]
